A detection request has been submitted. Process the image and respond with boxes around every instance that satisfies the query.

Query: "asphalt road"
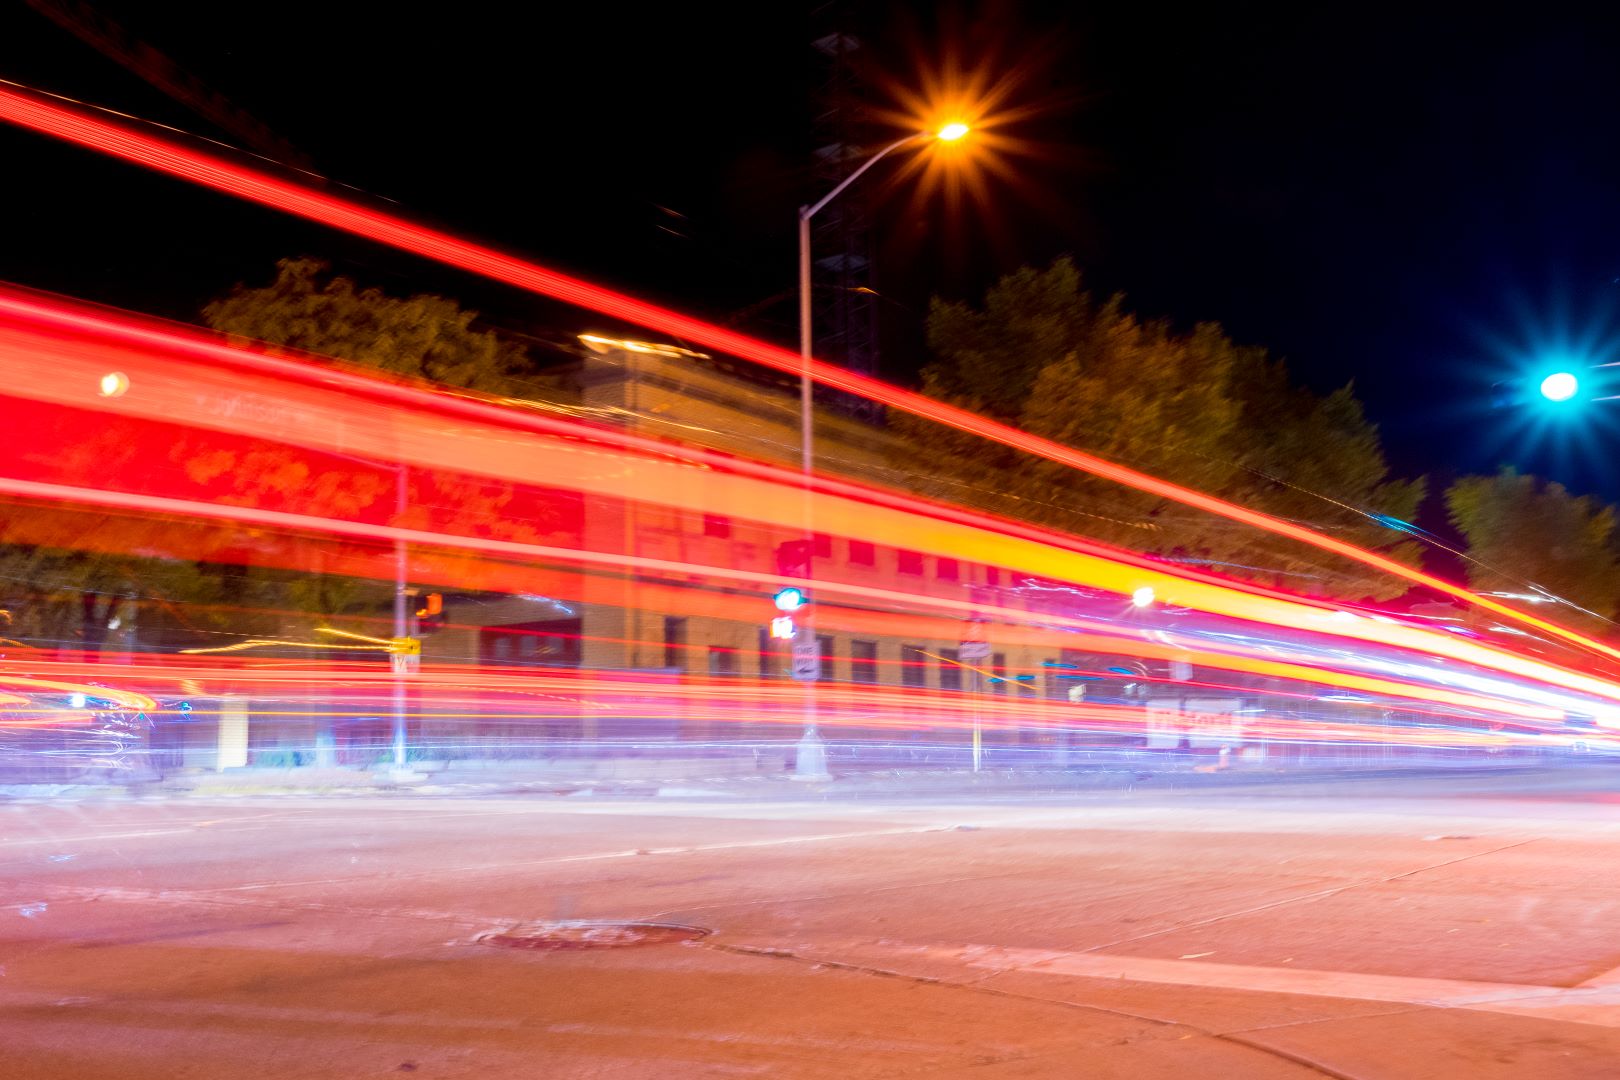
[4,767,1620,1077]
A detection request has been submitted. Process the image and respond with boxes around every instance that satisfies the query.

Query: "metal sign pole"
[972,666,983,772]
[960,608,991,773]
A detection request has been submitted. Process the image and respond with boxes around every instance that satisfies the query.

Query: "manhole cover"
[475,921,709,951]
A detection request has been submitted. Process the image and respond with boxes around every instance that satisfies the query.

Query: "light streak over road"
[1,79,1615,663]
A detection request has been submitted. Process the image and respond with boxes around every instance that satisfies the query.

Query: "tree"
[896,258,1425,601]
[196,260,579,623]
[203,256,542,396]
[1445,468,1620,627]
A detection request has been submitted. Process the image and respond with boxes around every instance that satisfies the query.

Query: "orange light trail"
[0,474,1579,723]
[0,658,1561,752]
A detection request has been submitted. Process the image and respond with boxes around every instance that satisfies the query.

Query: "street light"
[1492,365,1603,411]
[797,120,971,452]
[791,122,970,781]
[1540,371,1579,403]
[797,121,971,473]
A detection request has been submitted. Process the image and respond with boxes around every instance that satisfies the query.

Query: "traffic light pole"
[391,464,410,769]
[926,648,993,773]
[973,667,983,772]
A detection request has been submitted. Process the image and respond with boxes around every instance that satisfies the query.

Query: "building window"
[757,626,778,679]
[812,532,832,558]
[663,616,687,670]
[901,645,928,688]
[703,513,730,538]
[986,566,1000,587]
[897,549,924,575]
[480,622,583,669]
[776,538,813,576]
[817,634,836,682]
[938,647,962,692]
[851,640,878,684]
[848,540,875,567]
[992,652,1007,695]
[937,557,959,582]
[709,646,737,677]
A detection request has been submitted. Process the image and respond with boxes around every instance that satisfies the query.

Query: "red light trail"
[0,79,1612,664]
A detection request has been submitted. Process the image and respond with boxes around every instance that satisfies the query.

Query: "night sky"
[8,4,1620,504]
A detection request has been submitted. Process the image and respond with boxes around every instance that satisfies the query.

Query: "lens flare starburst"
[862,16,1080,256]
[1472,280,1620,494]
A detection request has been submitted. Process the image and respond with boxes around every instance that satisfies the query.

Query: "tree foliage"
[896,258,1426,601]
[203,256,538,395]
[1445,467,1620,626]
[194,260,579,614]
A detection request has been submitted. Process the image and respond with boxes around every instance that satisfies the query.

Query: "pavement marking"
[1577,962,1620,989]
[6,821,965,917]
[971,945,1564,1006]
[188,822,963,895]
[768,936,1620,1028]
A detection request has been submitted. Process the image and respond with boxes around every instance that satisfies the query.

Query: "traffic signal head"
[770,616,797,639]
[773,586,807,612]
[415,592,445,634]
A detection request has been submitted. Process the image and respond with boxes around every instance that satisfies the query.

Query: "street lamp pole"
[793,201,831,781]
[792,126,968,781]
[796,131,928,478]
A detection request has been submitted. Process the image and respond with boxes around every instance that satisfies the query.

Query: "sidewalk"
[3,752,1565,801]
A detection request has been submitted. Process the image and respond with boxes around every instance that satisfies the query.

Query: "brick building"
[424,336,1117,742]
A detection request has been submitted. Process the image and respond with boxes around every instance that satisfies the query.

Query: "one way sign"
[790,630,821,681]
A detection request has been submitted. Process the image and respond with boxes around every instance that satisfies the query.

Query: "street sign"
[960,617,990,661]
[790,630,820,681]
[390,652,420,675]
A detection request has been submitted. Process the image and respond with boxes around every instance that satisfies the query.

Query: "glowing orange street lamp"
[792,122,970,781]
